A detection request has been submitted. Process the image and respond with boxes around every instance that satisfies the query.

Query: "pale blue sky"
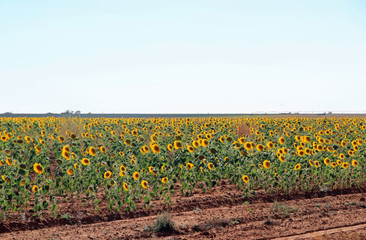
[1,0,366,113]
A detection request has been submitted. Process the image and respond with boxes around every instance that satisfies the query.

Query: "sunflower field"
[0,116,365,219]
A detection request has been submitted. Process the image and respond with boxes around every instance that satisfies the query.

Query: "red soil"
[1,181,366,239]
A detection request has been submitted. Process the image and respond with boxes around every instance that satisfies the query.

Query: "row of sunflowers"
[0,116,365,217]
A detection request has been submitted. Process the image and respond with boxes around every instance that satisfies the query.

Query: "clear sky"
[1,0,365,114]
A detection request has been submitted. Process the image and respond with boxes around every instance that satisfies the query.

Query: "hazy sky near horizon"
[1,0,366,114]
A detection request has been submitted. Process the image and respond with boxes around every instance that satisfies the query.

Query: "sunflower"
[256,144,264,151]
[186,162,194,170]
[63,145,70,152]
[337,160,342,165]
[167,144,173,151]
[174,141,183,149]
[352,159,359,167]
[133,171,140,180]
[342,162,349,169]
[294,163,301,171]
[89,146,97,156]
[279,137,285,145]
[161,177,168,184]
[2,175,10,183]
[74,163,79,169]
[120,164,126,172]
[202,139,209,147]
[140,146,146,154]
[324,158,330,166]
[339,153,345,160]
[263,160,271,169]
[233,142,241,149]
[314,161,320,168]
[20,180,26,186]
[67,169,74,176]
[99,146,106,153]
[140,180,148,189]
[6,157,12,166]
[309,159,313,166]
[33,163,44,174]
[161,165,166,171]
[331,162,337,168]
[208,162,214,170]
[69,133,77,139]
[124,139,131,146]
[244,142,252,151]
[119,171,125,177]
[24,136,31,143]
[58,136,65,143]
[81,158,90,165]
[123,182,129,191]
[277,155,285,162]
[143,145,149,153]
[32,185,39,193]
[242,175,249,183]
[187,145,194,153]
[298,150,305,157]
[104,171,112,179]
[34,145,42,153]
[151,144,160,154]
[148,166,157,176]
[192,141,199,148]
[118,151,125,157]
[62,150,70,160]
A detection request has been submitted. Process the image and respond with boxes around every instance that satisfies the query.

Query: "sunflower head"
[152,144,160,154]
[67,169,74,176]
[141,180,148,189]
[263,160,271,169]
[342,162,349,169]
[174,141,183,149]
[33,163,44,174]
[32,185,39,193]
[242,175,249,183]
[352,159,359,167]
[208,162,214,170]
[133,172,140,180]
[81,158,90,166]
[62,150,70,160]
[294,163,301,171]
[104,171,112,179]
[186,162,194,170]
[123,182,129,191]
[161,177,168,184]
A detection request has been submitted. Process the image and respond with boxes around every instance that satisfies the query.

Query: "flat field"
[0,116,365,239]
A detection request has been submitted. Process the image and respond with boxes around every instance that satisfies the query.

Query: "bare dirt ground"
[1,182,366,240]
